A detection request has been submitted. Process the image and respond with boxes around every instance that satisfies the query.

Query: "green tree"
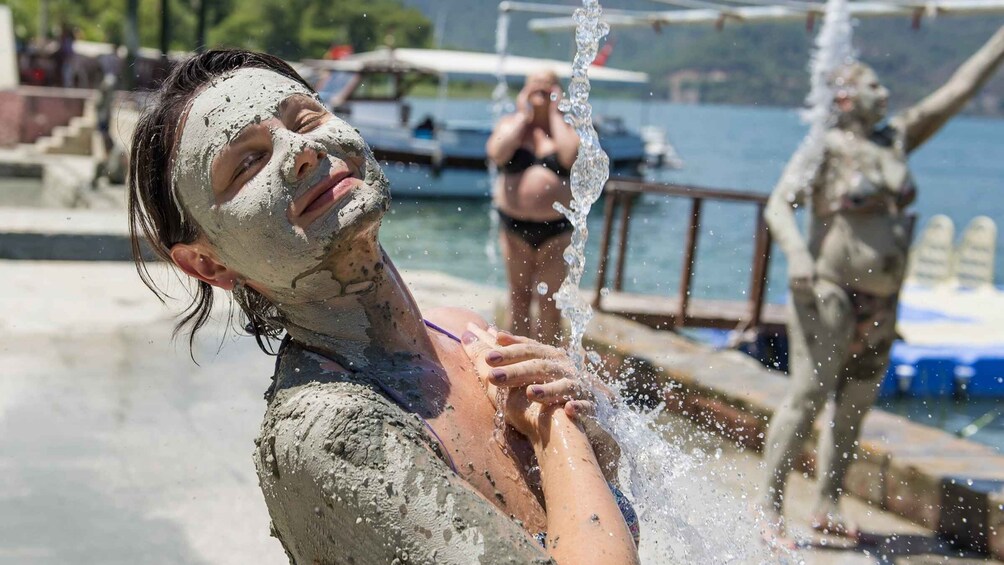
[210,0,431,59]
[4,0,430,58]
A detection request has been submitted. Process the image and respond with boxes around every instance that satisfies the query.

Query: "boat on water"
[299,48,674,197]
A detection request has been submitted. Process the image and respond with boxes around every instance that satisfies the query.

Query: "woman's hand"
[464,324,594,414]
[516,85,535,125]
[460,324,567,444]
[461,326,638,565]
[461,324,621,478]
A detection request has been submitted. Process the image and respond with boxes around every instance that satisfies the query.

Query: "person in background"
[487,70,579,346]
[760,25,1004,547]
[56,23,76,88]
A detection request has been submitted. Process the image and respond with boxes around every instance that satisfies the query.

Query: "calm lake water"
[382,98,1004,450]
[388,98,1004,299]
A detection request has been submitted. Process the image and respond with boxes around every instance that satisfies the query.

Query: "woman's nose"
[288,145,326,183]
[279,135,328,184]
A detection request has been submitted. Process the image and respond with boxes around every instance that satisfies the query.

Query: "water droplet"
[537,282,549,295]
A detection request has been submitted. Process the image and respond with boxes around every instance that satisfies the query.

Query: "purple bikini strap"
[422,319,463,343]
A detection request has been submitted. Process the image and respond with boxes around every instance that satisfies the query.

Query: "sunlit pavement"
[0,261,997,564]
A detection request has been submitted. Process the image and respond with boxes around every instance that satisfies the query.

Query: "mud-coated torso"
[256,337,549,562]
[494,128,572,222]
[810,127,916,297]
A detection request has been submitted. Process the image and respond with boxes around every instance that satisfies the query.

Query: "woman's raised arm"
[487,88,534,166]
[892,25,1004,154]
[257,386,555,565]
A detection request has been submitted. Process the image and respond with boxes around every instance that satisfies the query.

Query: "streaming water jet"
[554,2,793,562]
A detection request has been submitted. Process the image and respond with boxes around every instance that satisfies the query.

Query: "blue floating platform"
[881,342,1004,398]
[688,284,1004,398]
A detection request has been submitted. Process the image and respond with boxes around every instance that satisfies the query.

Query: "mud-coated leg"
[761,280,854,515]
[814,339,891,514]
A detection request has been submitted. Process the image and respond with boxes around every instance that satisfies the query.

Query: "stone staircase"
[30,97,99,157]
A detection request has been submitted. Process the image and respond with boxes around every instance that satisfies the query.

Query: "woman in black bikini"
[487,70,579,346]
[128,50,638,564]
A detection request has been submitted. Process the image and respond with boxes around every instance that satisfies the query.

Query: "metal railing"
[594,178,779,331]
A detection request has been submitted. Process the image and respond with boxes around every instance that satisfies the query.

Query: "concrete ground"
[0,260,998,564]
[665,412,999,564]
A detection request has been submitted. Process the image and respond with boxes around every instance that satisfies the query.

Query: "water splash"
[555,2,792,561]
[552,0,610,373]
[793,0,856,192]
[488,6,512,449]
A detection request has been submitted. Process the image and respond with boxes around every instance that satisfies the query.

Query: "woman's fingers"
[484,342,563,367]
[460,323,499,384]
[489,357,573,388]
[525,377,593,405]
[563,399,596,419]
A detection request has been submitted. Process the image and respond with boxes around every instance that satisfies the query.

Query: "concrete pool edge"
[582,313,1004,559]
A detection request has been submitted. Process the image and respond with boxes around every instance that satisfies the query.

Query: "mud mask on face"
[171,68,390,293]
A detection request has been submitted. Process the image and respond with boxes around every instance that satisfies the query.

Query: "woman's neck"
[839,113,878,138]
[267,232,435,370]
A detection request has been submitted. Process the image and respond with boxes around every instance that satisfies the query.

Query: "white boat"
[300,48,669,198]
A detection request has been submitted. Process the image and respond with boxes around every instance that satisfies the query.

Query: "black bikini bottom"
[496,209,573,249]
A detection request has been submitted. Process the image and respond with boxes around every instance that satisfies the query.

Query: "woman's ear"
[170,241,240,291]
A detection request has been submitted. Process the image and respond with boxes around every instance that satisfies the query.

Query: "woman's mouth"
[289,168,362,227]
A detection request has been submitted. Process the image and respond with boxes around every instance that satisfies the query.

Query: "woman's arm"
[534,408,639,565]
[487,88,533,166]
[765,146,818,291]
[547,86,580,170]
[258,386,554,565]
[487,114,530,166]
[892,25,1004,154]
[463,325,640,565]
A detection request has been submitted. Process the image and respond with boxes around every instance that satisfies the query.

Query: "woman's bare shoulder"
[423,307,489,339]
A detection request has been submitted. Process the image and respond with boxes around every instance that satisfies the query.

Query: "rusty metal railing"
[594,178,781,332]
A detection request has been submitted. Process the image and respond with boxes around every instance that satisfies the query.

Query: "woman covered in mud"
[127,50,639,565]
[761,26,1004,545]
[488,70,579,346]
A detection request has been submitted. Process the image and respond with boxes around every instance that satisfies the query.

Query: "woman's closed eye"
[229,150,268,189]
[295,112,324,133]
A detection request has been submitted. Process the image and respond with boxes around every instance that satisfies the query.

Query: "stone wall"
[0,87,90,147]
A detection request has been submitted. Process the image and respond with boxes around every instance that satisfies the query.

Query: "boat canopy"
[518,0,1004,31]
[303,47,649,84]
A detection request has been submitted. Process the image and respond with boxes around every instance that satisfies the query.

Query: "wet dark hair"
[127,49,314,354]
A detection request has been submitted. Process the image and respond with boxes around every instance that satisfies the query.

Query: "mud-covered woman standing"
[761,26,1004,544]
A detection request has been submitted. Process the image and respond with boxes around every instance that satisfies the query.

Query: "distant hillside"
[403,0,1004,114]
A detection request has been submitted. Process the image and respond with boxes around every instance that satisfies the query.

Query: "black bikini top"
[499,147,571,178]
